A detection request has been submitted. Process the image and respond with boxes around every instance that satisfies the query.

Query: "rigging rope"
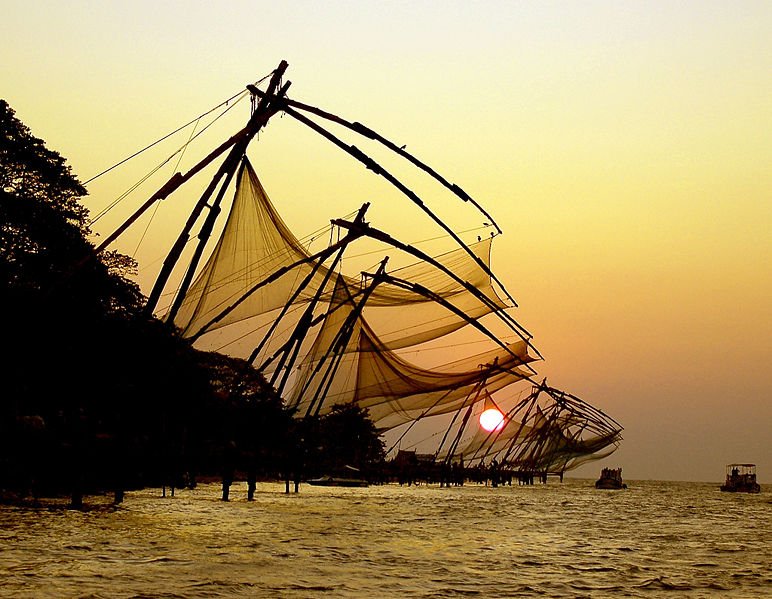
[83,72,274,185]
[89,95,248,226]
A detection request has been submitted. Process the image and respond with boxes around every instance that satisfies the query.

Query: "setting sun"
[479,408,505,432]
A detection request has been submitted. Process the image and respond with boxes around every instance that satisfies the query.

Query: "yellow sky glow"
[3,0,770,481]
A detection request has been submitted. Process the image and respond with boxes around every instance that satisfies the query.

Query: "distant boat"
[307,465,369,487]
[720,463,760,493]
[307,475,369,488]
[595,467,626,489]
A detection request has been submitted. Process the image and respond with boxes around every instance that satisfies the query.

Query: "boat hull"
[307,476,369,488]
[595,480,627,490]
[720,484,760,493]
[720,464,761,493]
[594,467,626,489]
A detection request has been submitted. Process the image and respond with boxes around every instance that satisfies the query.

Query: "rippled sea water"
[1,479,769,598]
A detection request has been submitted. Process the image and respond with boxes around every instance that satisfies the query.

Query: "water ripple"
[0,480,769,598]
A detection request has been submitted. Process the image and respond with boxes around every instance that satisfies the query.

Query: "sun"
[479,408,505,432]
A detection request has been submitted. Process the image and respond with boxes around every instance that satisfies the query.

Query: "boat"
[308,466,369,487]
[720,463,761,493]
[307,475,369,488]
[93,60,624,475]
[595,467,626,489]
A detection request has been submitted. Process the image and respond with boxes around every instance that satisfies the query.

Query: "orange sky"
[3,1,770,481]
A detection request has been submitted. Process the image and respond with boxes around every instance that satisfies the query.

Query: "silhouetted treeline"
[0,100,384,505]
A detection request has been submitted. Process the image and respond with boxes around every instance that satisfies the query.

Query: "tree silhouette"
[0,99,385,503]
[315,404,385,478]
[0,100,209,502]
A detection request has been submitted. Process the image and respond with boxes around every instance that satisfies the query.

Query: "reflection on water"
[1,480,770,598]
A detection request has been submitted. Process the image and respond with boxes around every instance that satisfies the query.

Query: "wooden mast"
[186,203,371,342]
[145,60,290,317]
[276,104,522,312]
[94,135,241,256]
[330,216,539,353]
[248,89,503,236]
[303,258,389,418]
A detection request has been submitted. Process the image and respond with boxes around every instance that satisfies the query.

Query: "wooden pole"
[92,134,242,256]
[304,258,389,418]
[145,60,290,316]
[280,104,522,311]
[249,89,503,235]
[331,216,539,353]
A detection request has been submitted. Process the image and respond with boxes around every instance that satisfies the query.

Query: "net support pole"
[278,104,520,310]
[92,135,242,256]
[250,90,503,235]
[145,60,290,317]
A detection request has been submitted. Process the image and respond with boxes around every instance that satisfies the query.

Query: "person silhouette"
[221,440,237,501]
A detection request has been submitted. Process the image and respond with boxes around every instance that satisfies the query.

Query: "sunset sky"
[3,1,770,482]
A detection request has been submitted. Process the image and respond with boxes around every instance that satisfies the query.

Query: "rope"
[83,72,274,185]
[88,93,248,226]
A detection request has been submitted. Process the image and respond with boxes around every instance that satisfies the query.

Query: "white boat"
[720,463,760,493]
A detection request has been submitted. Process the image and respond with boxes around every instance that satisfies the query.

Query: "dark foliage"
[0,101,218,499]
[0,99,384,502]
[0,100,215,499]
[0,100,88,234]
[301,404,386,480]
[191,351,292,481]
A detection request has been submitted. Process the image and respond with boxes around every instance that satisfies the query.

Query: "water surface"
[1,479,769,597]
